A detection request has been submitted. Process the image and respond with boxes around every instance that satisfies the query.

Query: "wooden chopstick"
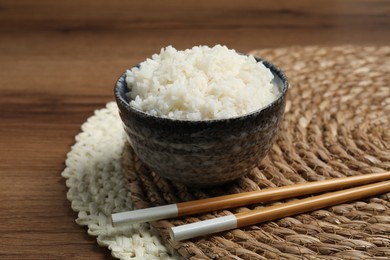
[112,171,390,225]
[170,180,390,241]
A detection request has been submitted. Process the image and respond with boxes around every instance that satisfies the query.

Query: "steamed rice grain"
[125,45,279,120]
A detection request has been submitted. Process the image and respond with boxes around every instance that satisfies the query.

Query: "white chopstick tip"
[170,215,237,241]
[112,204,179,225]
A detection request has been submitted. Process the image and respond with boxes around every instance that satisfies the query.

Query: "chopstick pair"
[111,171,390,241]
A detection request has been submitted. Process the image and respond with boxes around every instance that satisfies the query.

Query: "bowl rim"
[114,56,288,124]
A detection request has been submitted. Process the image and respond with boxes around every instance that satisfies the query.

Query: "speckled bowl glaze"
[115,57,288,187]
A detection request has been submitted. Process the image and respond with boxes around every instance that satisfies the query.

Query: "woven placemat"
[124,46,390,259]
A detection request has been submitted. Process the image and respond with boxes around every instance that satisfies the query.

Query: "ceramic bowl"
[115,57,288,187]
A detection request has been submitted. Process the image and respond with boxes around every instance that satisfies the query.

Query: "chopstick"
[111,171,390,225]
[170,180,390,241]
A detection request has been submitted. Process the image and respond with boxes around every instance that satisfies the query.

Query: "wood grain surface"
[0,0,389,259]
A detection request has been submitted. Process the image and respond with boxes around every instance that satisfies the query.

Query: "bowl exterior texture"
[115,59,288,186]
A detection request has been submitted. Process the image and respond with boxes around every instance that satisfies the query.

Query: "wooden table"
[1,0,389,259]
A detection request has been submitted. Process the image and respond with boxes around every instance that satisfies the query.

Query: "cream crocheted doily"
[61,102,178,259]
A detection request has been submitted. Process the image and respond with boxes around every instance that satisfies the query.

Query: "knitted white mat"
[61,102,180,260]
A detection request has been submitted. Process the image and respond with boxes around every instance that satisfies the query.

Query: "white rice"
[125,45,279,120]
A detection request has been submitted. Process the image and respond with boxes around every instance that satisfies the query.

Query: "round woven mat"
[124,46,390,259]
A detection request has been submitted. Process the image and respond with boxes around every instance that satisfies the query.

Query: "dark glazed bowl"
[115,57,288,187]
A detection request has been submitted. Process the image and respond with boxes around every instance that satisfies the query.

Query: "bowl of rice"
[115,45,288,187]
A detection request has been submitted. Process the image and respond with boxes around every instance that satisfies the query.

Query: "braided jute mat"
[124,46,390,259]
